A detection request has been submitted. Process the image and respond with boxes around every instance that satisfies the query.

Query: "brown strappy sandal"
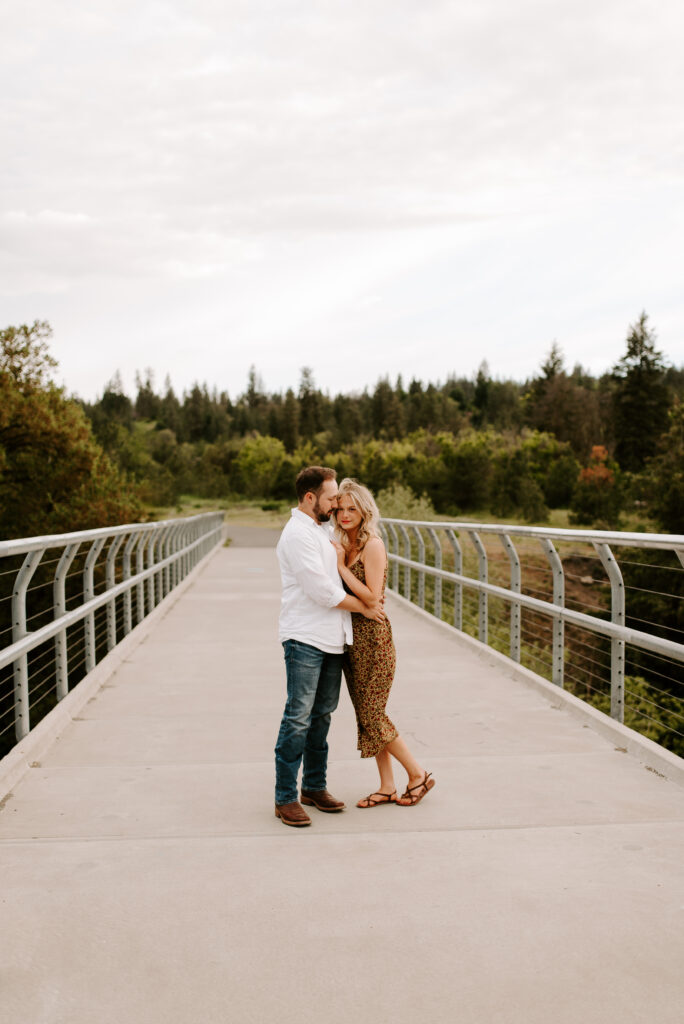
[398,771,435,806]
[357,790,398,808]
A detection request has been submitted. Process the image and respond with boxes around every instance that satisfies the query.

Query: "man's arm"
[336,593,385,621]
[287,528,385,621]
[287,528,353,609]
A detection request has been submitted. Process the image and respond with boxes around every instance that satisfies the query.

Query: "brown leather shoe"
[275,801,312,827]
[300,788,346,812]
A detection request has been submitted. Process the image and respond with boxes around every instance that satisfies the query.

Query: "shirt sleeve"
[287,528,346,608]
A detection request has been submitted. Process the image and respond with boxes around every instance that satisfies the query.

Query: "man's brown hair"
[295,465,337,502]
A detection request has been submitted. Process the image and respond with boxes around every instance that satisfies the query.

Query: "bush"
[375,484,436,520]
[569,446,623,528]
[234,434,286,498]
[518,477,549,523]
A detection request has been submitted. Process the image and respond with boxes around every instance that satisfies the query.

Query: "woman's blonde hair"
[334,478,381,553]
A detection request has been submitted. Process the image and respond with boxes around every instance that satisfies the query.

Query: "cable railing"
[0,512,224,756]
[379,518,684,757]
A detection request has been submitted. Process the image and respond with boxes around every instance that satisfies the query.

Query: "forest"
[2,313,682,538]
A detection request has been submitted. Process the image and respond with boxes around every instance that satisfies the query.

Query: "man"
[274,465,385,828]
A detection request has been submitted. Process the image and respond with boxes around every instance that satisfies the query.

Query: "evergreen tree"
[612,313,670,471]
[472,361,491,428]
[644,401,684,532]
[298,367,321,440]
[134,368,161,420]
[158,376,183,438]
[281,388,300,452]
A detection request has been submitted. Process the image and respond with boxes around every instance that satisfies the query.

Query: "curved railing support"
[386,523,400,593]
[468,531,488,644]
[398,525,411,601]
[12,549,45,740]
[411,526,426,610]
[54,543,80,700]
[594,542,625,723]
[84,537,106,673]
[539,538,565,687]
[426,527,443,619]
[446,529,462,630]
[105,534,126,652]
[500,534,521,663]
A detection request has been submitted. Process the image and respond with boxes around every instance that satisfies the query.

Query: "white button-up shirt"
[276,508,353,653]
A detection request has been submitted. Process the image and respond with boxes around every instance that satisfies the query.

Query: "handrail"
[380,518,684,553]
[0,511,224,748]
[0,516,194,558]
[379,517,684,749]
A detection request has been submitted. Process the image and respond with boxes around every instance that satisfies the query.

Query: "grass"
[141,496,292,528]
[141,495,657,536]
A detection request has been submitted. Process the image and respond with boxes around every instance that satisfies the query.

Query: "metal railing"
[379,518,684,752]
[0,512,223,752]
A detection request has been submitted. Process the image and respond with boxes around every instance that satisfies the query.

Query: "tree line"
[1,313,682,542]
[77,312,682,533]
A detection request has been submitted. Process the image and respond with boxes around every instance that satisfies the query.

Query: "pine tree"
[281,388,300,453]
[298,367,321,440]
[612,313,670,471]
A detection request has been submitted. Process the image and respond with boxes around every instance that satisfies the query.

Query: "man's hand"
[361,600,385,622]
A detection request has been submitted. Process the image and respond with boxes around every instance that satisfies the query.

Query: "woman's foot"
[357,790,398,808]
[397,771,435,806]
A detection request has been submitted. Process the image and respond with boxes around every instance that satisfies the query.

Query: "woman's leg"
[385,735,422,779]
[384,734,434,805]
[356,748,397,806]
[375,748,396,792]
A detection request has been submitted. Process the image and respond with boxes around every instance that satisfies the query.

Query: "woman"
[332,478,435,808]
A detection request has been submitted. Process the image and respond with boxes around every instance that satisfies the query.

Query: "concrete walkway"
[2,545,684,1024]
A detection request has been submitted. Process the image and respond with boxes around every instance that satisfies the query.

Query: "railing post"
[146,527,159,612]
[122,532,139,635]
[386,522,400,592]
[175,522,186,585]
[182,523,191,579]
[427,527,442,619]
[167,524,179,589]
[105,534,125,652]
[539,538,565,687]
[12,548,45,740]
[54,542,79,699]
[162,524,176,597]
[468,531,488,644]
[398,524,411,601]
[411,526,426,610]
[500,534,521,662]
[445,529,463,630]
[136,531,149,624]
[83,537,106,673]
[594,542,625,722]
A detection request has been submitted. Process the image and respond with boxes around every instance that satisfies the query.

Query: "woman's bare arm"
[332,537,386,604]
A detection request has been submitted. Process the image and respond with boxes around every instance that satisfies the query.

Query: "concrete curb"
[387,589,684,788]
[0,543,223,803]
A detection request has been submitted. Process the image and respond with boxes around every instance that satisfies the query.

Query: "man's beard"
[313,500,331,523]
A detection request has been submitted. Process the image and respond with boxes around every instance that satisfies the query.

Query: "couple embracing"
[274,465,435,828]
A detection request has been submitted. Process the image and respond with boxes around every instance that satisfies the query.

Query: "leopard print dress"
[342,559,398,758]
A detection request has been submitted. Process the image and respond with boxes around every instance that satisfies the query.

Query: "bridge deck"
[2,544,684,1023]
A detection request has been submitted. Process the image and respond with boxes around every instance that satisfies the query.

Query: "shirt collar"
[292,507,320,528]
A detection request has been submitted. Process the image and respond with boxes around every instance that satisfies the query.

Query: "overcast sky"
[2,0,683,401]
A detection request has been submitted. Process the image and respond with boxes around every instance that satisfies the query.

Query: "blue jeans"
[274,640,343,805]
